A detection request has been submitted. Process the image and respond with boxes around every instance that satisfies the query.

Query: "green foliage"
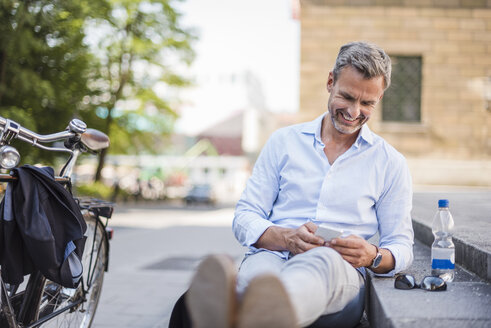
[0,0,110,165]
[0,0,196,174]
[75,181,114,200]
[79,0,196,156]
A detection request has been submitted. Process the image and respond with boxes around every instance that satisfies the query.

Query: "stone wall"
[299,1,491,163]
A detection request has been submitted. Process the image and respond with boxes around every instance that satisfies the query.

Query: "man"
[185,41,414,328]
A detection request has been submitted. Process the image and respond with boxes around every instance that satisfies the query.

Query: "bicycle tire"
[36,212,107,328]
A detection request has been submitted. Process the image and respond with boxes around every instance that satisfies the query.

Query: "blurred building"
[298,0,491,186]
[197,110,243,156]
[195,108,297,157]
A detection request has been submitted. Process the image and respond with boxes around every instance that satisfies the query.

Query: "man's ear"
[327,71,334,92]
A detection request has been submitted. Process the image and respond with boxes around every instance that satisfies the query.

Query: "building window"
[382,56,422,122]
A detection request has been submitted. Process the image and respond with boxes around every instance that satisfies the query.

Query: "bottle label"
[432,259,455,270]
[431,248,455,270]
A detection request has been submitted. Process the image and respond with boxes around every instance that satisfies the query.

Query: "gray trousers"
[237,247,365,327]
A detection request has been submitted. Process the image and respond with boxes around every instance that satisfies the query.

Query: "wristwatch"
[370,245,383,269]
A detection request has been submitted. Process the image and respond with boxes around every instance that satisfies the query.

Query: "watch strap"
[370,245,382,269]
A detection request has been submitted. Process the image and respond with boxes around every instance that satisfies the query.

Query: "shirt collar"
[300,113,324,135]
[301,113,325,145]
[301,113,374,147]
[357,124,374,147]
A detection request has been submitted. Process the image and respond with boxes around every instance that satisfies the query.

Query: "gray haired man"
[185,41,414,328]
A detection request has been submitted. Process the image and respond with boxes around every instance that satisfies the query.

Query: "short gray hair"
[332,41,392,90]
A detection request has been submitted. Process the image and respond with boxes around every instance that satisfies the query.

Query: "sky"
[174,0,300,135]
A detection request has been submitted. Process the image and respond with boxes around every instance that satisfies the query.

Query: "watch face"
[373,253,382,268]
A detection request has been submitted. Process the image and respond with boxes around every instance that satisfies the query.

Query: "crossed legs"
[186,247,364,328]
[237,247,364,327]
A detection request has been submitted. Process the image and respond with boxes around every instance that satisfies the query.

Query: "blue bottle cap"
[438,199,449,207]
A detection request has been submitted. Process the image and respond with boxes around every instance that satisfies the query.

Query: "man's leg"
[236,251,297,328]
[236,248,363,327]
[280,247,365,327]
[186,248,363,328]
[186,252,287,328]
[236,251,285,296]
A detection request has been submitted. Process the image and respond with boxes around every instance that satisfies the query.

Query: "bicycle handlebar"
[0,115,109,176]
[0,115,111,153]
[0,116,78,152]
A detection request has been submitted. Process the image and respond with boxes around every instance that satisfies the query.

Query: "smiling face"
[326,65,385,136]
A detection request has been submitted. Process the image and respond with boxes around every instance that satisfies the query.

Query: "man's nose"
[347,102,362,118]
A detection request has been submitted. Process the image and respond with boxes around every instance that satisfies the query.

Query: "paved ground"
[92,204,246,328]
[92,187,491,328]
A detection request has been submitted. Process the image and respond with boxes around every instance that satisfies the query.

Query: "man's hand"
[253,222,325,255]
[284,222,325,255]
[328,235,377,268]
[328,235,395,273]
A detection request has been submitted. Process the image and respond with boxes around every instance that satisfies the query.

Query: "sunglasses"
[394,274,447,291]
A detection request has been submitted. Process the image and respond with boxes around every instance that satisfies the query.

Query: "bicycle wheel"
[37,213,107,328]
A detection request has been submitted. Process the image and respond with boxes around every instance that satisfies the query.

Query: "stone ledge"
[367,240,491,328]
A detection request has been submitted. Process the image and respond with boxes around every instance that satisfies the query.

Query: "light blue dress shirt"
[233,114,414,276]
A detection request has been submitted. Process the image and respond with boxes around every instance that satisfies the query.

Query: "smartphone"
[315,224,343,242]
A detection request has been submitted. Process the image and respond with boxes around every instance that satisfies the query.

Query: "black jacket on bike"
[0,165,87,288]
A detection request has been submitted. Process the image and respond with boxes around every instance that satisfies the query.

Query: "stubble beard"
[328,105,368,135]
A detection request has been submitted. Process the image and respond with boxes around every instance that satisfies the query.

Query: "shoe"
[237,273,298,328]
[185,254,238,328]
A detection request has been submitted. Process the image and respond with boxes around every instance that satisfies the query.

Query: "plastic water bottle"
[431,199,455,282]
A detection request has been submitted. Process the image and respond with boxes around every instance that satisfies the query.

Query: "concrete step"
[367,239,491,328]
[367,190,491,327]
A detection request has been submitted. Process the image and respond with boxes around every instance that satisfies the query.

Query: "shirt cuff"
[235,215,275,248]
[371,244,412,277]
[246,219,274,247]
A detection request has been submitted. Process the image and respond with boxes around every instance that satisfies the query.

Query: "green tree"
[1,0,195,180]
[78,0,195,181]
[0,0,109,165]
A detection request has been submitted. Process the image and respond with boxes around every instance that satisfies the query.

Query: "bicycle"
[0,116,113,328]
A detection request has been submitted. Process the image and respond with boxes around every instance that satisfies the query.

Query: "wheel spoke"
[36,215,107,328]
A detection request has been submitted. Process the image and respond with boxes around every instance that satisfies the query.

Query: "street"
[92,204,246,328]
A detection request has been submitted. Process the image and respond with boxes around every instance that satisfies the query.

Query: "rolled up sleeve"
[233,133,281,247]
[374,155,414,276]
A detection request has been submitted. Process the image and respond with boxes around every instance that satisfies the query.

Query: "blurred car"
[184,184,215,205]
